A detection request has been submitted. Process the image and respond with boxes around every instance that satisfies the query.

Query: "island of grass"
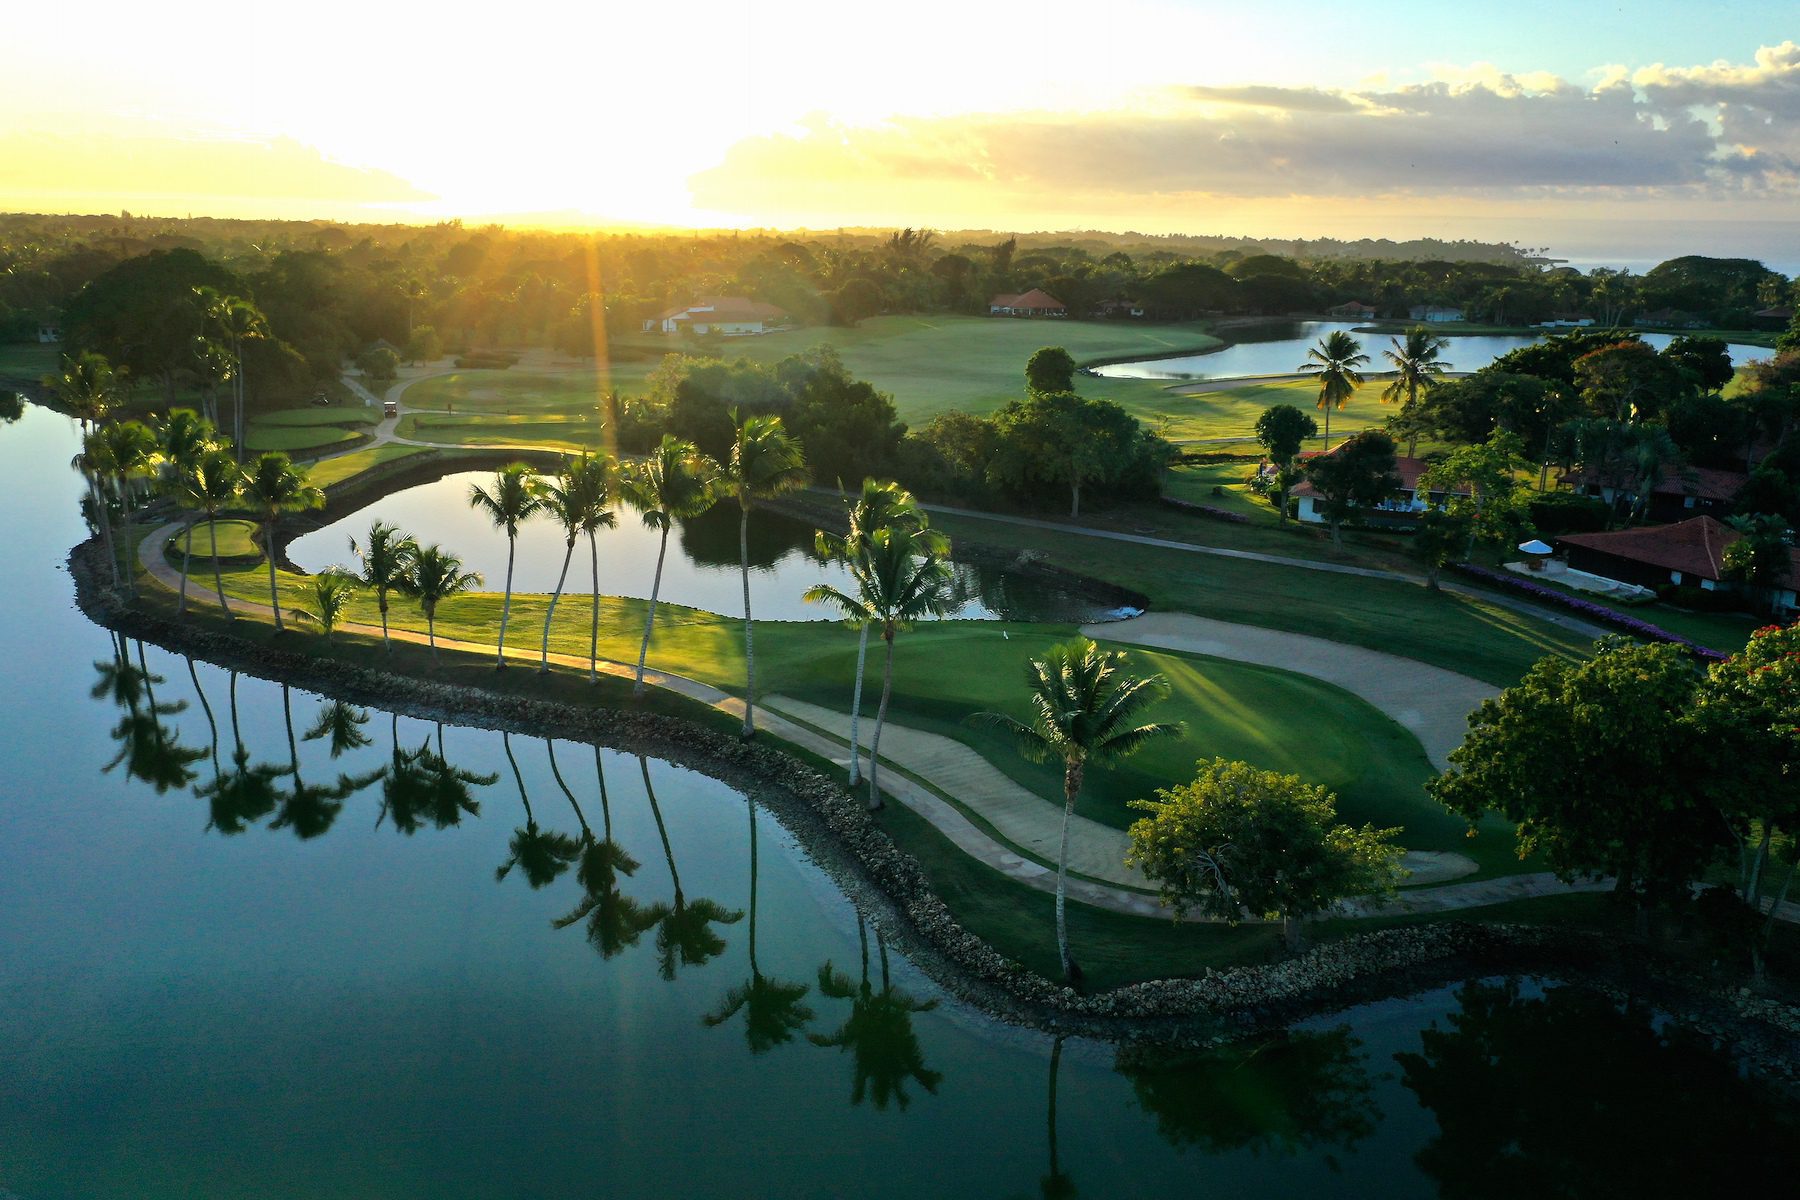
[168,518,261,562]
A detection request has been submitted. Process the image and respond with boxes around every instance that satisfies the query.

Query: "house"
[1288,448,1472,528]
[1557,515,1799,614]
[1536,313,1595,329]
[1408,304,1465,323]
[1564,463,1747,523]
[644,296,789,336]
[988,289,1067,318]
[1095,298,1145,319]
[36,324,61,344]
[1327,301,1378,319]
[1753,306,1794,331]
[1633,308,1710,329]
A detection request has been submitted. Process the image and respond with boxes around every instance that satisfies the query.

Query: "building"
[988,289,1067,318]
[1753,306,1794,331]
[1633,308,1710,329]
[1289,449,1471,527]
[645,297,789,336]
[1095,298,1145,319]
[1327,301,1378,320]
[36,324,60,344]
[1536,313,1595,329]
[1564,463,1747,523]
[1557,515,1799,614]
[1407,304,1465,323]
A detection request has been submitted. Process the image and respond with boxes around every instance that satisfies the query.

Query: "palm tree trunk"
[542,537,575,672]
[866,628,896,811]
[739,503,756,736]
[1056,762,1082,983]
[211,513,231,616]
[178,517,196,615]
[642,756,681,902]
[88,473,120,591]
[496,533,516,668]
[378,591,390,651]
[426,607,438,661]
[747,792,760,975]
[547,739,589,835]
[634,527,670,695]
[1069,478,1080,520]
[847,624,869,786]
[594,744,611,839]
[588,531,601,684]
[264,517,284,631]
[118,477,136,598]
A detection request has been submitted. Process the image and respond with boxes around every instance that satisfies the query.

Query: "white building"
[645,297,789,336]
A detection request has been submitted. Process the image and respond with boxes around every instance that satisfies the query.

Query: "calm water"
[2,403,1790,1197]
[1093,320,1773,380]
[288,472,1135,623]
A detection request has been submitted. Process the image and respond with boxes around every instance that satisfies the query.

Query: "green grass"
[1150,378,1416,444]
[306,444,431,490]
[254,405,382,428]
[396,411,600,452]
[0,342,57,378]
[405,316,1223,427]
[243,424,364,452]
[168,518,261,561]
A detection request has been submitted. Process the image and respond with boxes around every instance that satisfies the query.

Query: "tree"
[535,454,615,674]
[806,525,954,811]
[1297,330,1368,446]
[406,543,482,661]
[404,324,442,365]
[725,413,808,735]
[1662,335,1734,393]
[621,435,720,694]
[1573,340,1690,423]
[62,249,241,408]
[814,480,944,788]
[1302,429,1401,548]
[168,447,243,617]
[1720,513,1793,602]
[356,344,399,385]
[91,419,160,597]
[494,732,580,889]
[975,638,1181,981]
[1128,757,1401,947]
[1428,639,1726,914]
[1414,508,1475,591]
[197,289,268,458]
[640,756,743,979]
[1380,326,1450,420]
[349,520,418,652]
[300,568,358,640]
[1254,404,1317,526]
[46,349,123,429]
[467,463,544,669]
[554,748,658,959]
[241,451,324,633]
[989,390,1156,518]
[703,789,814,1052]
[1025,346,1077,394]
[1418,431,1528,549]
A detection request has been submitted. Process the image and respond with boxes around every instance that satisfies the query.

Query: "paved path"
[1083,612,1494,773]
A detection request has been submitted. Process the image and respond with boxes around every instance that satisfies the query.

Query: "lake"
[1093,320,1774,381]
[288,471,1139,624]
[1,402,1789,1197]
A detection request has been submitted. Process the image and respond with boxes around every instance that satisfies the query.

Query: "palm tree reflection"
[494,731,580,887]
[640,755,742,979]
[195,671,287,833]
[810,917,942,1110]
[704,790,814,1052]
[96,635,206,794]
[269,684,380,839]
[553,746,661,959]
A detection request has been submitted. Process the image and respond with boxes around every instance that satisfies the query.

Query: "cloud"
[1183,85,1359,113]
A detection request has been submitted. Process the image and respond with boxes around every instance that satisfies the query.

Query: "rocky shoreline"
[69,535,1800,1079]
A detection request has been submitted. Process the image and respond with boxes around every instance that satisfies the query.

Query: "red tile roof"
[1558,516,1737,580]
[1564,463,1748,502]
[991,289,1065,310]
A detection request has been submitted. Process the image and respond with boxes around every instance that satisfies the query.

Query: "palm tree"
[1381,327,1449,456]
[167,448,244,617]
[640,756,743,978]
[724,414,809,736]
[48,349,122,431]
[74,430,121,591]
[304,698,372,758]
[157,409,221,612]
[405,543,482,662]
[95,637,206,794]
[1298,330,1369,447]
[241,451,324,633]
[805,526,954,810]
[196,289,267,458]
[809,918,942,1110]
[621,435,720,695]
[92,420,160,596]
[704,789,814,1051]
[974,638,1180,983]
[350,520,418,652]
[814,480,944,787]
[467,463,544,669]
[300,568,359,640]
[536,454,615,673]
[494,732,581,888]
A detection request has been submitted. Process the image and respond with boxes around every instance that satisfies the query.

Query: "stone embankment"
[69,536,1800,1078]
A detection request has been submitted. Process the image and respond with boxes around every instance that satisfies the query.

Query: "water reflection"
[270,684,382,839]
[810,917,943,1110]
[197,670,287,832]
[705,790,816,1053]
[494,730,581,888]
[1397,979,1800,1197]
[95,633,207,794]
[553,744,659,958]
[642,755,745,979]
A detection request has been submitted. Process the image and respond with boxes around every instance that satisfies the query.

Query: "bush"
[1528,492,1610,535]
[453,349,521,370]
[1664,584,1743,613]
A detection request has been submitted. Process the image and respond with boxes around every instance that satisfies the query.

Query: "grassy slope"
[254,405,382,428]
[243,425,364,452]
[306,444,430,490]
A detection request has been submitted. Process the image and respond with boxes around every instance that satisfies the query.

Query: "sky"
[3,1,1798,266]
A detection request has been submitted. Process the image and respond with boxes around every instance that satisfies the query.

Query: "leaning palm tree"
[1298,330,1369,447]
[168,448,244,617]
[805,526,954,810]
[814,480,945,787]
[467,463,544,669]
[405,543,482,662]
[724,413,808,735]
[536,454,615,674]
[973,638,1181,983]
[93,419,160,596]
[620,435,720,694]
[554,747,659,959]
[1381,327,1450,456]
[349,520,418,652]
[241,451,324,633]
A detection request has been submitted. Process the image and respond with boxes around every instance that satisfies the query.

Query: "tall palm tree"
[74,430,121,591]
[974,637,1180,983]
[92,420,160,597]
[640,756,743,978]
[621,435,720,695]
[168,448,244,617]
[810,917,942,1110]
[805,526,954,810]
[350,520,418,652]
[157,409,221,612]
[724,414,808,735]
[1298,330,1369,447]
[494,731,581,888]
[196,289,267,459]
[814,480,944,787]
[1381,326,1450,456]
[703,789,814,1051]
[405,544,482,662]
[241,451,324,633]
[467,463,544,669]
[536,454,615,673]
